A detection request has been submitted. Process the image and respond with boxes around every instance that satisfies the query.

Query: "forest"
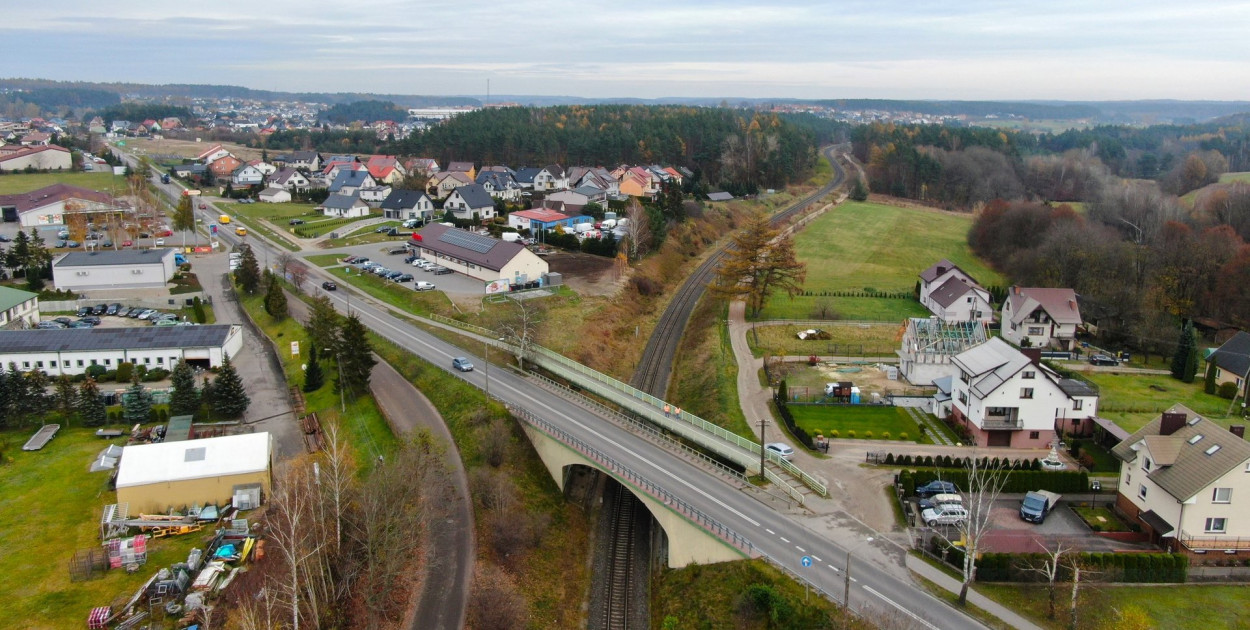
[94,103,193,126]
[318,100,409,124]
[392,105,820,190]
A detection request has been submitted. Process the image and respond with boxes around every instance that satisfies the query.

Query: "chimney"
[936,265,947,276]
[1231,425,1246,440]
[1021,348,1042,366]
[1160,412,1187,436]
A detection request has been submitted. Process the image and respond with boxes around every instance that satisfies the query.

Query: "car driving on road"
[452,357,474,372]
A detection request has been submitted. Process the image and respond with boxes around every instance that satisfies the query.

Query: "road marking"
[765,528,775,535]
[795,546,806,552]
[863,586,940,630]
[850,577,857,583]
[812,555,822,562]
[779,536,790,543]
[828,565,838,572]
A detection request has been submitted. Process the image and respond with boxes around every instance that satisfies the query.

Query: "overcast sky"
[3,1,1248,101]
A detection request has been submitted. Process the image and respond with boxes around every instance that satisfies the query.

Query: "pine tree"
[210,356,250,418]
[1205,360,1218,395]
[78,378,107,427]
[304,293,342,354]
[303,344,325,392]
[54,374,77,418]
[708,213,806,318]
[264,272,289,320]
[850,177,869,201]
[1171,320,1198,382]
[122,376,153,425]
[335,313,375,398]
[234,245,262,294]
[1182,321,1201,384]
[168,361,200,417]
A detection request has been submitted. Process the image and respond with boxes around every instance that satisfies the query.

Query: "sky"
[2,0,1249,101]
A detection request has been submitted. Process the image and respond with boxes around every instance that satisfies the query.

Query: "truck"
[1019,490,1061,523]
[501,232,520,243]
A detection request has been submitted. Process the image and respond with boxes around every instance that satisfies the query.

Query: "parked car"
[342,255,359,264]
[91,304,108,315]
[1019,490,1062,524]
[916,480,959,498]
[403,255,417,264]
[387,246,408,255]
[155,238,165,246]
[77,306,92,317]
[432,266,452,275]
[54,317,74,326]
[414,281,435,291]
[353,256,369,264]
[395,273,414,283]
[1089,354,1118,366]
[121,240,133,247]
[55,240,68,248]
[67,240,81,248]
[0,234,11,242]
[375,225,393,233]
[137,309,158,320]
[154,319,181,327]
[81,316,102,325]
[68,320,94,329]
[765,442,794,460]
[921,505,969,527]
[452,357,474,372]
[413,259,432,269]
[322,281,337,291]
[289,219,305,225]
[36,321,65,329]
[101,240,114,248]
[918,493,963,513]
[385,270,403,280]
[57,229,70,239]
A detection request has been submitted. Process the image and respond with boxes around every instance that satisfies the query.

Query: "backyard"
[975,583,1250,630]
[1079,371,1236,432]
[757,201,1003,321]
[788,405,924,441]
[748,322,904,357]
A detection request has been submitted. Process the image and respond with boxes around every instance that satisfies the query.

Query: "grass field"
[1071,506,1130,532]
[229,215,300,252]
[748,322,904,357]
[789,405,923,441]
[325,265,455,318]
[1221,172,1250,184]
[975,583,1250,630]
[0,172,122,195]
[0,426,201,630]
[231,202,321,220]
[1079,371,1234,432]
[758,201,1003,321]
[305,253,348,267]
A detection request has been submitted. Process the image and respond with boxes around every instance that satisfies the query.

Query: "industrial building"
[115,432,272,514]
[0,324,243,376]
[52,248,178,291]
[409,223,548,285]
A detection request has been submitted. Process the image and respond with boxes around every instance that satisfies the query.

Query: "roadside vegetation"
[667,299,753,439]
[975,582,1250,630]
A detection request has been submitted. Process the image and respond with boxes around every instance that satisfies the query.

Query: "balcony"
[1180,532,1250,551]
[980,408,1021,430]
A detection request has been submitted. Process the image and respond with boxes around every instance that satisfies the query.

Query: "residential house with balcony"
[270,168,311,192]
[443,184,496,221]
[426,171,473,199]
[533,165,569,192]
[476,171,522,202]
[1112,405,1250,558]
[380,189,434,223]
[1001,286,1082,351]
[949,337,1098,448]
[918,259,993,324]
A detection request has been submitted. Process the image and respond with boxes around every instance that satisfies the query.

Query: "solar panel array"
[0,325,234,353]
[438,229,496,254]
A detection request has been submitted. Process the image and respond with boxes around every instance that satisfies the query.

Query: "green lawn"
[758,201,1002,321]
[0,172,122,195]
[231,202,321,220]
[1081,371,1234,433]
[305,253,348,267]
[230,214,300,252]
[976,583,1250,630]
[0,426,201,630]
[788,405,923,441]
[1071,506,1130,532]
[1069,438,1118,472]
[1221,172,1250,184]
[326,265,454,318]
[749,322,904,357]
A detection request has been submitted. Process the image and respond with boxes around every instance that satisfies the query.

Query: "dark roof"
[0,183,117,214]
[1057,378,1098,398]
[0,325,235,353]
[450,183,494,209]
[447,161,474,172]
[707,191,734,202]
[1206,331,1250,378]
[543,164,565,177]
[919,258,969,284]
[290,150,320,162]
[929,275,985,308]
[514,167,541,184]
[412,223,528,271]
[330,169,372,191]
[320,193,364,210]
[380,189,430,210]
[1111,404,1250,501]
[476,172,516,189]
[55,248,174,268]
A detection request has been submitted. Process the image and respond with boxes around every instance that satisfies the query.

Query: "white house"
[270,168,311,192]
[329,170,376,195]
[1112,405,1250,558]
[897,317,989,386]
[248,160,277,176]
[196,144,232,164]
[918,259,993,322]
[319,194,370,218]
[52,248,178,292]
[546,186,608,210]
[444,184,496,220]
[380,189,434,222]
[0,286,40,329]
[476,171,522,202]
[409,223,548,285]
[258,187,292,204]
[0,324,244,376]
[358,185,393,208]
[533,165,569,192]
[231,163,266,187]
[949,337,1098,448]
[1001,286,1082,351]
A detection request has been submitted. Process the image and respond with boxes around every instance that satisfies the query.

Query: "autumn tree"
[623,199,651,260]
[709,213,806,318]
[173,194,195,234]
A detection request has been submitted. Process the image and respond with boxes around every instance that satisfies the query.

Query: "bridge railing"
[510,404,755,555]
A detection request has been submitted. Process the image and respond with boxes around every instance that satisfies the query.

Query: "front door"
[987,431,1012,447]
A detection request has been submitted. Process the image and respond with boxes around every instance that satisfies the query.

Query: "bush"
[115,362,134,383]
[899,432,908,441]
[1218,382,1239,399]
[829,430,839,438]
[881,431,891,440]
[143,368,170,382]
[85,364,107,379]
[847,430,856,439]
[864,431,874,439]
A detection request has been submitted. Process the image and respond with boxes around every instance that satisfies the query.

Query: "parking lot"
[319,245,496,297]
[912,495,1151,553]
[38,304,193,330]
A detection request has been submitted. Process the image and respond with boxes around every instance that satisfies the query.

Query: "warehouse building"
[0,324,243,376]
[409,223,548,285]
[0,286,40,329]
[115,432,272,513]
[52,248,178,291]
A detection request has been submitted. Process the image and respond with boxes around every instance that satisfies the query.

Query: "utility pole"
[844,550,852,608]
[758,418,770,481]
[484,336,490,400]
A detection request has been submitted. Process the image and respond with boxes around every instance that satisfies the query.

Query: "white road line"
[828,565,838,571]
[779,536,790,543]
[850,577,858,583]
[796,546,806,552]
[863,586,940,630]
[766,528,775,535]
[812,555,822,562]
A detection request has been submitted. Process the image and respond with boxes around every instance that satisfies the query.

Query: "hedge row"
[977,552,1187,583]
[882,453,1044,471]
[799,290,912,300]
[774,392,815,450]
[899,467,1088,495]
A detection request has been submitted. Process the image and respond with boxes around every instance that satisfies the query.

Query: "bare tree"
[289,263,308,294]
[318,422,355,555]
[623,199,651,260]
[1026,541,1068,620]
[266,464,324,630]
[929,455,1010,606]
[467,563,530,630]
[276,251,295,279]
[495,297,544,371]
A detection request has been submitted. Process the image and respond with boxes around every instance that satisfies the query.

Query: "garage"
[115,432,273,514]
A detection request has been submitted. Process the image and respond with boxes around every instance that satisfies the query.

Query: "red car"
[199,203,207,209]
[121,240,134,247]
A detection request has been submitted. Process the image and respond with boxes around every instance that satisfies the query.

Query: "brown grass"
[749,323,904,357]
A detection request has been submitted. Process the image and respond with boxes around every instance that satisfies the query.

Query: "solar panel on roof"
[438,229,496,254]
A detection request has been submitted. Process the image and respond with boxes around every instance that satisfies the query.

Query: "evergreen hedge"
[907,467,1088,494]
[975,552,1186,583]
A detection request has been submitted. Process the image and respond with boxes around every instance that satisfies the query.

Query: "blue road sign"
[800,555,813,567]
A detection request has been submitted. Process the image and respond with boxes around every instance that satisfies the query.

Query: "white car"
[921,505,969,527]
[765,442,794,460]
[414,281,436,291]
[155,238,165,246]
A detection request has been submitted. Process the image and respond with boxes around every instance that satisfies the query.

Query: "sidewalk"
[905,555,1045,630]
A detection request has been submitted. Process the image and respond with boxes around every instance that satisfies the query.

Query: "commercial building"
[0,324,243,376]
[0,145,72,172]
[116,432,272,514]
[0,286,39,329]
[506,208,592,233]
[409,223,548,285]
[0,183,123,227]
[52,248,177,291]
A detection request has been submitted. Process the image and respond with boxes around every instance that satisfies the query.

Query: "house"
[329,170,377,195]
[409,223,548,284]
[116,432,272,514]
[284,151,322,171]
[920,260,976,306]
[170,163,208,179]
[444,184,496,220]
[404,157,439,176]
[258,187,292,204]
[0,324,244,377]
[318,194,371,218]
[0,145,72,172]
[365,155,406,184]
[247,160,277,176]
[546,186,607,211]
[507,208,593,233]
[196,144,232,164]
[618,166,660,198]
[19,132,51,146]
[270,168,311,192]
[53,249,178,291]
[572,167,620,195]
[897,317,989,386]
[1001,287,1082,351]
[513,167,541,190]
[208,155,243,179]
[1112,405,1250,557]
[322,160,363,183]
[0,286,40,329]
[1205,331,1250,400]
[476,171,522,201]
[426,171,474,199]
[533,164,569,192]
[446,161,476,180]
[358,185,393,207]
[231,163,266,187]
[949,337,1098,448]
[380,189,434,222]
[0,183,121,227]
[925,276,994,324]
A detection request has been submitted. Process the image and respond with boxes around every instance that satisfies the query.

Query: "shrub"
[846,430,856,439]
[829,430,839,438]
[1218,382,1239,399]
[884,453,895,465]
[864,431,874,439]
[86,364,107,379]
[115,362,134,383]
[899,432,909,441]
[881,431,891,440]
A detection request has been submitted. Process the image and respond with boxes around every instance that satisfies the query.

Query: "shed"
[115,432,272,513]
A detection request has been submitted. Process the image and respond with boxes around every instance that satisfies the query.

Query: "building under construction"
[897,317,988,386]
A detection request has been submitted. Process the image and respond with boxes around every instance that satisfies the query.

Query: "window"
[36,361,43,368]
[157,357,164,365]
[1073,399,1084,410]
[1020,388,1034,399]
[1139,484,1148,500]
[63,360,70,367]
[1213,488,1233,503]
[143,357,151,365]
[21,361,29,369]
[1030,431,1040,439]
[1205,517,1228,533]
[1028,326,1044,335]
[1189,434,1204,444]
[1023,370,1036,380]
[76,360,84,367]
[958,391,968,404]
[1143,458,1153,472]
[90,359,98,366]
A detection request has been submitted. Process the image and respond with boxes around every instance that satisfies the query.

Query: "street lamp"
[758,418,771,482]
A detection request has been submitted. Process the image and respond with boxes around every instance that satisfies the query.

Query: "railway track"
[629,145,849,397]
[604,487,638,630]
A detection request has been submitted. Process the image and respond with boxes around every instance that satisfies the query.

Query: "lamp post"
[758,418,770,481]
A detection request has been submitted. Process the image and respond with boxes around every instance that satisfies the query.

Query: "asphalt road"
[130,154,988,630]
